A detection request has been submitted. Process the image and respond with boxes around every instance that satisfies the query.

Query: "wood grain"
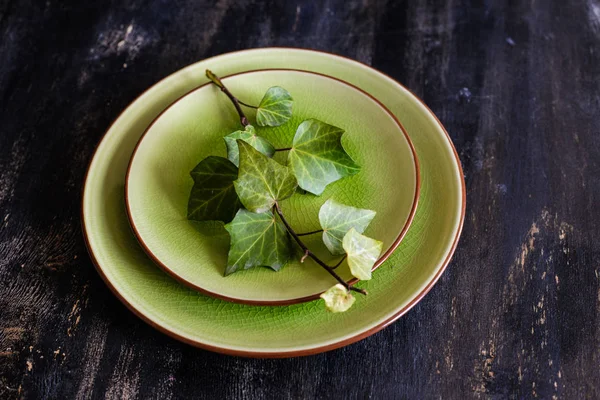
[1,0,599,398]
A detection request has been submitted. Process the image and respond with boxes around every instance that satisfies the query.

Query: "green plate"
[125,69,419,305]
[82,48,465,357]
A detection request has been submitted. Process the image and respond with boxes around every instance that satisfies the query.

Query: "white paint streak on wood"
[588,0,600,33]
[75,318,109,400]
[104,345,140,400]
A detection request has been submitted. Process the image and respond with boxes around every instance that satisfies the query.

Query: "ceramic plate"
[82,48,465,357]
[125,69,419,305]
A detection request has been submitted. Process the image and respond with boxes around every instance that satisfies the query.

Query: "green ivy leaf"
[320,284,355,312]
[288,119,360,195]
[319,199,376,255]
[256,86,293,127]
[224,125,275,167]
[224,209,292,275]
[342,228,383,280]
[234,140,297,213]
[187,156,241,223]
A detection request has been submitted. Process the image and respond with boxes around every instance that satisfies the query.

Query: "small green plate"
[82,48,465,357]
[125,69,419,305]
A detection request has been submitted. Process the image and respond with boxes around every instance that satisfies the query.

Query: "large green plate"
[125,69,419,305]
[82,48,465,357]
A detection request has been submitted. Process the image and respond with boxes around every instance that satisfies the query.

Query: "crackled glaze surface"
[83,49,463,355]
[126,69,418,303]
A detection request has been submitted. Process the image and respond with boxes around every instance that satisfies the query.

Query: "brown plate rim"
[81,47,465,358]
[123,68,421,306]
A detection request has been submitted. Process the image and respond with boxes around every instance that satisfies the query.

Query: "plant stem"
[297,229,324,237]
[238,99,258,109]
[206,70,249,127]
[274,202,367,296]
[274,147,292,152]
[332,255,347,270]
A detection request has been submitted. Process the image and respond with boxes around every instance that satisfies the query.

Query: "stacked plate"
[82,48,465,357]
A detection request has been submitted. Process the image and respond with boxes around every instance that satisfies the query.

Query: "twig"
[274,202,367,295]
[206,70,250,127]
[332,255,347,270]
[238,99,258,109]
[297,229,324,237]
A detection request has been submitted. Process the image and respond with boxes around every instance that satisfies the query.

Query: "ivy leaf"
[187,156,241,223]
[320,284,356,312]
[288,119,360,195]
[256,86,293,127]
[224,125,275,167]
[342,228,383,281]
[223,209,292,275]
[319,199,377,255]
[234,140,297,213]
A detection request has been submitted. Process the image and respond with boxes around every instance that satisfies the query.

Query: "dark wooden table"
[1,1,599,398]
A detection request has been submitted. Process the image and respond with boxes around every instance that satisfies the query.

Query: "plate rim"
[124,67,421,306]
[81,47,466,358]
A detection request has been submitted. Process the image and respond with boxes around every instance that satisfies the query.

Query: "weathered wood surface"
[1,0,599,398]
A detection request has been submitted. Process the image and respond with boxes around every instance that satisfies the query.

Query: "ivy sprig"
[187,70,384,312]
